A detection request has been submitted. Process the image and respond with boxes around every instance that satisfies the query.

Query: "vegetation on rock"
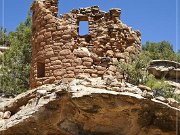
[118,41,180,101]
[117,52,151,85]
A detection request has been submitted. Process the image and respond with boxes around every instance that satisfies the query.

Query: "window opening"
[79,21,89,36]
[37,62,45,78]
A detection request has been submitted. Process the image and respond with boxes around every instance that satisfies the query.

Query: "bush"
[173,94,180,102]
[145,75,174,98]
[117,51,151,85]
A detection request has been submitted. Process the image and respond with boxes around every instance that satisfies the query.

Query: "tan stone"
[67,70,74,74]
[62,35,71,40]
[43,77,56,84]
[54,31,62,36]
[63,74,75,78]
[46,51,54,57]
[74,58,82,65]
[53,65,62,69]
[37,35,44,42]
[76,73,90,78]
[48,18,56,23]
[62,59,73,63]
[84,69,97,74]
[138,84,151,92]
[56,76,62,80]
[97,70,105,75]
[76,65,87,69]
[91,73,98,77]
[125,46,135,53]
[66,67,75,71]
[57,26,67,30]
[74,69,84,73]
[83,62,92,67]
[36,81,42,86]
[51,60,61,65]
[96,66,106,71]
[50,57,58,61]
[73,50,90,58]
[91,53,100,62]
[53,69,66,76]
[59,49,71,56]
[44,32,51,38]
[3,111,11,119]
[82,57,93,63]
[66,54,74,59]
[63,63,71,67]
[62,78,74,83]
[40,41,46,46]
[106,50,114,57]
[58,56,66,60]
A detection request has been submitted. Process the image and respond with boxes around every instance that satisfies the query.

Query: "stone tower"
[30,0,141,88]
[33,0,58,16]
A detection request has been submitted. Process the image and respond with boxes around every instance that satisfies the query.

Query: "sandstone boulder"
[148,60,180,79]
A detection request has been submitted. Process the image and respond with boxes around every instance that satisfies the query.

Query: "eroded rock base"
[0,78,179,135]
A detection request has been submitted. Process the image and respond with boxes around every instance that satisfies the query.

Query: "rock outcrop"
[148,60,180,80]
[0,77,179,135]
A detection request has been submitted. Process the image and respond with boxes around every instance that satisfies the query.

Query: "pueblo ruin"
[30,0,141,88]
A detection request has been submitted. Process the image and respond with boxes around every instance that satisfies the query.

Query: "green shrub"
[117,51,151,85]
[145,75,174,98]
[173,95,180,102]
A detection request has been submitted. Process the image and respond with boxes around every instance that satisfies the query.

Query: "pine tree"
[0,12,32,95]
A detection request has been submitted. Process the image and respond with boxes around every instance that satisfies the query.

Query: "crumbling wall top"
[31,0,58,16]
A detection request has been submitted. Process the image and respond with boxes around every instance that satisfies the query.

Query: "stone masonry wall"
[30,0,141,88]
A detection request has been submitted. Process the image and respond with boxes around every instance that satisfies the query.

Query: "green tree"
[0,27,8,46]
[177,50,180,62]
[142,41,177,61]
[0,13,32,94]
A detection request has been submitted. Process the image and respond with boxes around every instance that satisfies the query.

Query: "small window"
[79,21,89,36]
[37,62,45,78]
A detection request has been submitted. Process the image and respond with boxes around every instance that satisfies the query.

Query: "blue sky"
[0,0,179,51]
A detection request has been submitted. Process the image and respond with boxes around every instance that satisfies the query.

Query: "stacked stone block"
[30,0,141,88]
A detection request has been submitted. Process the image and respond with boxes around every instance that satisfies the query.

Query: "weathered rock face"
[30,0,141,88]
[148,60,180,80]
[0,78,179,135]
